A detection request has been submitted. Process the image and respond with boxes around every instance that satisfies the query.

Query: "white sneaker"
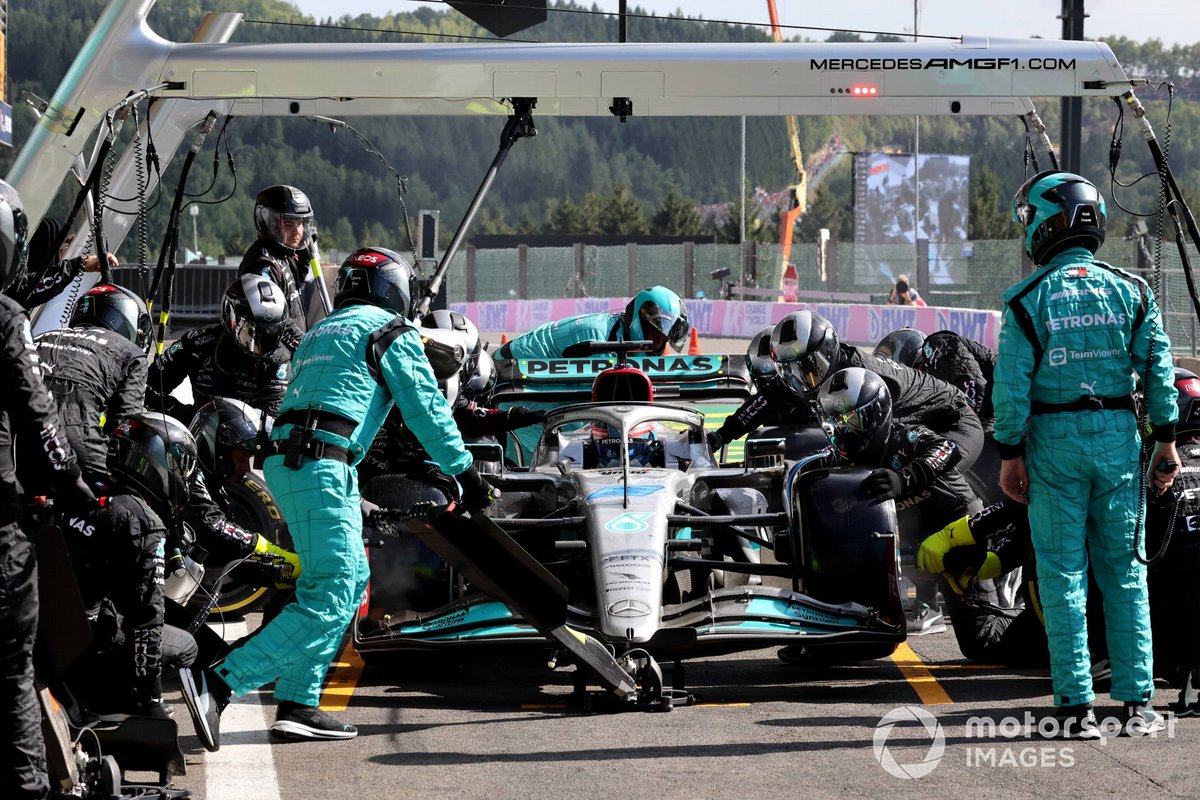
[906,603,946,636]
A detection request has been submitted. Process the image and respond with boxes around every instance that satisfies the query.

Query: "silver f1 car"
[355,350,906,705]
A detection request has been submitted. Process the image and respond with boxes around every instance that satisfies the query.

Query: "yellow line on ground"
[695,702,752,708]
[890,642,953,705]
[320,639,365,712]
[925,664,1006,670]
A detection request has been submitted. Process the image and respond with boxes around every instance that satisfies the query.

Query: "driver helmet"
[108,412,199,514]
[253,185,315,251]
[334,247,414,316]
[817,367,893,459]
[624,286,689,353]
[71,283,153,349]
[873,327,926,368]
[590,420,659,468]
[747,326,778,390]
[189,397,265,484]
[220,274,288,359]
[1012,170,1106,265]
[771,310,840,397]
[0,179,29,292]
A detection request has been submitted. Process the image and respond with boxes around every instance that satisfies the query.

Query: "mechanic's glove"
[862,468,906,501]
[360,497,381,524]
[253,533,302,588]
[941,544,1002,592]
[506,406,548,428]
[57,470,99,514]
[706,430,725,453]
[457,465,500,513]
[916,515,976,574]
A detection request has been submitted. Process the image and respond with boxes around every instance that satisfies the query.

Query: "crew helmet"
[771,310,840,396]
[623,286,689,353]
[462,350,497,403]
[747,326,778,390]
[107,412,199,513]
[873,327,926,368]
[333,247,414,316]
[422,309,480,384]
[253,185,315,250]
[817,367,893,459]
[189,398,264,484]
[1012,170,1106,264]
[0,180,29,291]
[220,274,288,358]
[71,283,153,349]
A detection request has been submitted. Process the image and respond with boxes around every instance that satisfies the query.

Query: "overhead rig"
[12,0,1200,334]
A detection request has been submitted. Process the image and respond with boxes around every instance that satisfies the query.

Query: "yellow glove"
[916,516,976,574]
[254,534,302,587]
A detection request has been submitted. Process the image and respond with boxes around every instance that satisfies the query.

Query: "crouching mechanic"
[776,367,983,656]
[180,246,496,747]
[994,170,1178,737]
[59,413,200,721]
[495,285,690,361]
[170,398,300,667]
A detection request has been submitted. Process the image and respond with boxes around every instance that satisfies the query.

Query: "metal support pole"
[1060,0,1087,174]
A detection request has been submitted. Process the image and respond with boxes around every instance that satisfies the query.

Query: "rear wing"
[493,354,752,406]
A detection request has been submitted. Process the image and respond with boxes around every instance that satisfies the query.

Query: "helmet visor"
[780,348,834,395]
[639,302,689,352]
[229,316,281,358]
[824,400,888,457]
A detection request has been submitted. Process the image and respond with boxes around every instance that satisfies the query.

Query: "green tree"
[651,184,704,236]
[969,165,1019,240]
[544,194,585,234]
[597,183,648,235]
[795,184,851,243]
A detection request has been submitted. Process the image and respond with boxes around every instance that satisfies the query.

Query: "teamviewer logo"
[873,706,946,779]
[1048,347,1068,366]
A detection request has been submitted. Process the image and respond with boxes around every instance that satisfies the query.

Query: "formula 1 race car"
[354,345,906,706]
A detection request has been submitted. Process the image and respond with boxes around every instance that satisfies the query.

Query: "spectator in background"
[888,274,925,307]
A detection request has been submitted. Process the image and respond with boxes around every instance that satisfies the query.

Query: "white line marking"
[205,621,282,800]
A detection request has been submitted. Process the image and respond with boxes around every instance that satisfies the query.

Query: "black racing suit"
[20,325,147,486]
[3,256,87,310]
[239,238,310,342]
[935,499,1125,669]
[843,346,985,471]
[867,418,983,612]
[145,323,291,422]
[917,330,996,428]
[912,331,1001,503]
[710,374,822,447]
[58,492,194,714]
[1147,434,1200,697]
[0,294,94,800]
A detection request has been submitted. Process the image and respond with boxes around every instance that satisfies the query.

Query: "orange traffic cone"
[499,333,509,345]
[687,328,702,355]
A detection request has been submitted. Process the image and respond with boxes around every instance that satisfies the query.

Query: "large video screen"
[852,152,970,286]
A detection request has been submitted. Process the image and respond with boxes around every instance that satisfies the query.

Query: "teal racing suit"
[215,304,473,706]
[498,312,622,361]
[993,246,1177,707]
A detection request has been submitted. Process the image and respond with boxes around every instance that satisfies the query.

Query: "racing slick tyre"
[210,473,292,616]
[787,466,905,659]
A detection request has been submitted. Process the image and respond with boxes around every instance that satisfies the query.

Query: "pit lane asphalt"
[170,614,1197,800]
